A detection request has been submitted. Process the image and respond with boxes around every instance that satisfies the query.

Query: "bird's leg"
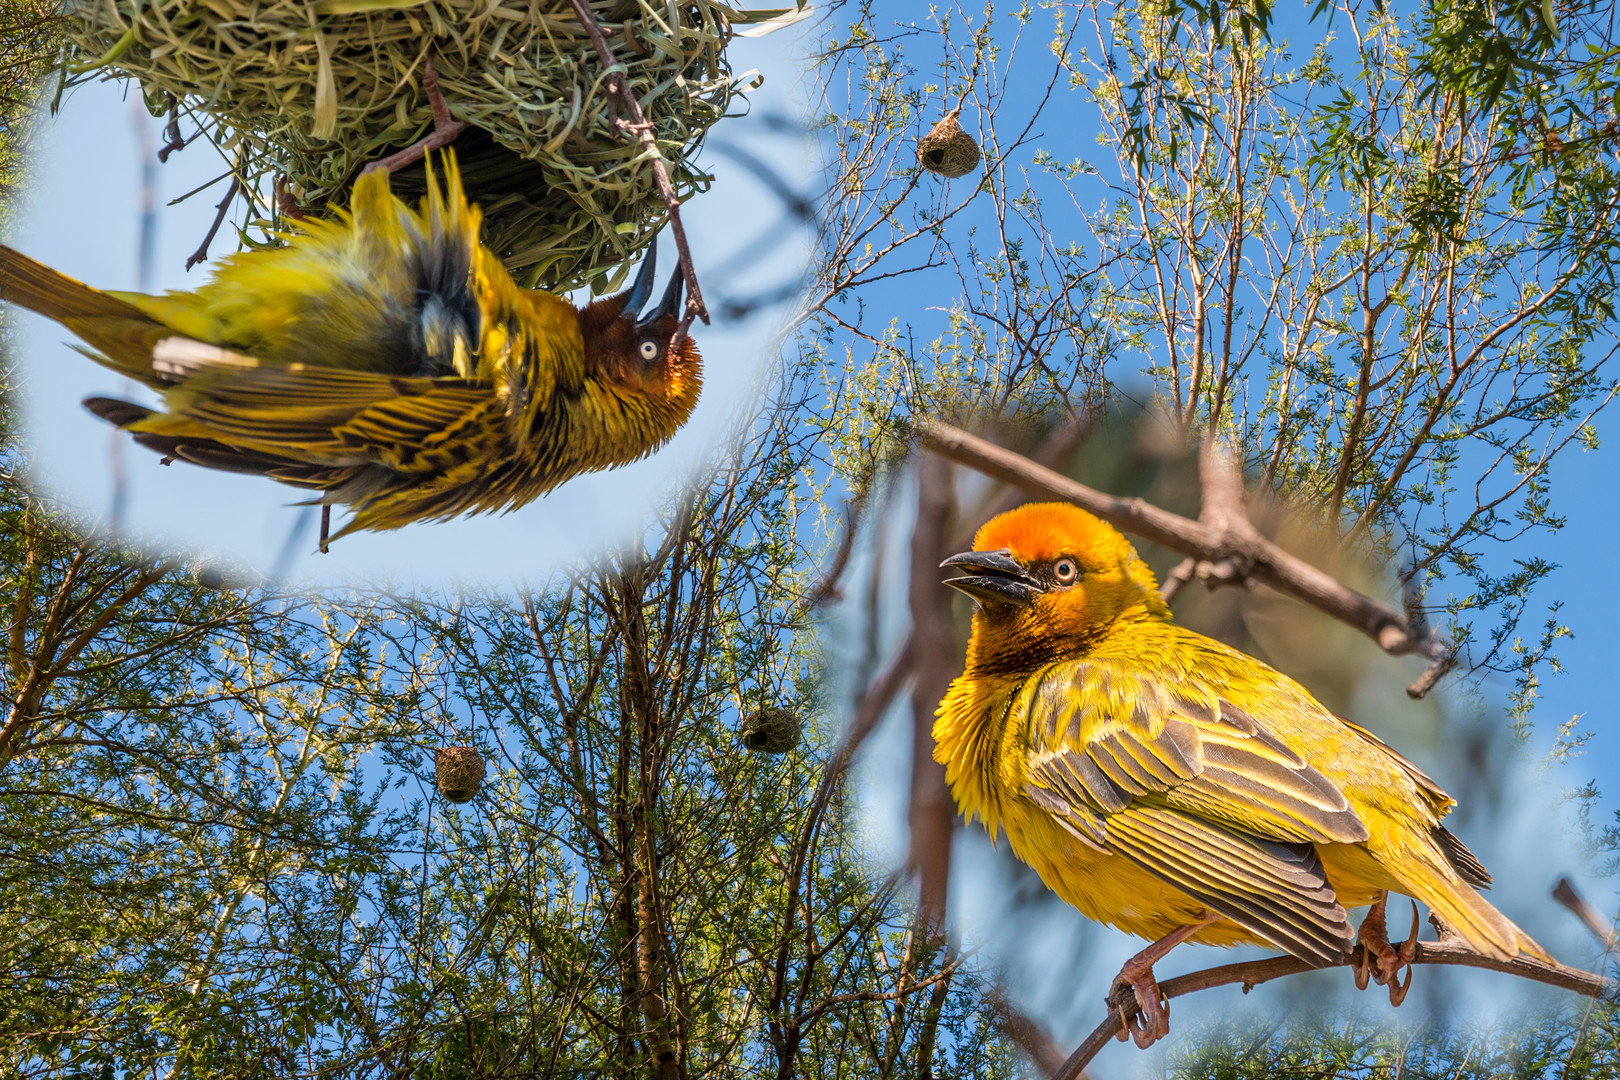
[1353,891,1420,1006]
[1111,914,1220,1049]
[360,54,469,178]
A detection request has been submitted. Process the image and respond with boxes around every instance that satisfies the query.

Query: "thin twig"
[1405,651,1457,700]
[185,177,241,270]
[567,0,709,344]
[1160,557,1197,602]
[919,419,1447,667]
[1553,877,1620,949]
[157,95,184,162]
[1052,942,1618,1080]
[794,480,871,617]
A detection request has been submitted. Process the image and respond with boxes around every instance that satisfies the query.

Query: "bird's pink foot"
[1107,915,1220,1049]
[1111,957,1171,1049]
[1353,891,1419,1006]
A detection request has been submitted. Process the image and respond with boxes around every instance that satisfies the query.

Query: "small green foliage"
[1169,1001,1620,1080]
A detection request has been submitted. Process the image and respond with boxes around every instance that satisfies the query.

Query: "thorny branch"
[919,420,1453,697]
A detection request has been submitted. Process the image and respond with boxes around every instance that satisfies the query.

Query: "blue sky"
[7,29,811,588]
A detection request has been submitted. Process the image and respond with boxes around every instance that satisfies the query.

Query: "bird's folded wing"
[1019,658,1365,963]
[150,349,499,474]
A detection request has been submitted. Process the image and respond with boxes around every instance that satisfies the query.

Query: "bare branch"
[566,0,708,344]
[907,453,957,939]
[919,419,1445,665]
[985,985,1073,1078]
[1052,943,1619,1079]
[1553,877,1620,949]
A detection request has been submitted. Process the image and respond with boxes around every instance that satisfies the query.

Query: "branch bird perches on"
[1049,935,1618,1079]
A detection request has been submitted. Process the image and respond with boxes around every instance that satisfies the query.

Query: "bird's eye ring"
[1052,557,1079,584]
[638,338,661,362]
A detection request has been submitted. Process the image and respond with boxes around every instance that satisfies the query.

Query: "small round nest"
[61,0,745,293]
[917,109,981,179]
[738,707,801,755]
[190,559,261,590]
[435,745,486,803]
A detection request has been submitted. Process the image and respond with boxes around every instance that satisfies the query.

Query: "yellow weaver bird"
[0,153,700,547]
[935,503,1550,1048]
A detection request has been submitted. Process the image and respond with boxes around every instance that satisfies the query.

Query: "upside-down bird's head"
[577,243,703,428]
[942,503,1169,676]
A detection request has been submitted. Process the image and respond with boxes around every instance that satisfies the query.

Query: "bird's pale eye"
[638,338,660,362]
[1052,557,1079,584]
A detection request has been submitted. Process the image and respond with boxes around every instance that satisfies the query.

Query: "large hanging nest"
[434,745,486,803]
[59,0,761,292]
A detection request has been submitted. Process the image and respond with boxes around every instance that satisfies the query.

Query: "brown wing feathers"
[1105,808,1354,965]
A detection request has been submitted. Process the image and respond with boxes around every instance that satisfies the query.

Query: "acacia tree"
[0,353,1032,1078]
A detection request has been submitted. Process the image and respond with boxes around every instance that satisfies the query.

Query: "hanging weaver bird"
[935,503,1551,1049]
[0,153,700,548]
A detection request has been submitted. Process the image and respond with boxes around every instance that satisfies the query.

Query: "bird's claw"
[1354,892,1419,1006]
[360,54,468,178]
[1110,969,1170,1049]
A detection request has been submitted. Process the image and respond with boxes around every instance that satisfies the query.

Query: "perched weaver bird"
[0,152,700,548]
[935,503,1551,1048]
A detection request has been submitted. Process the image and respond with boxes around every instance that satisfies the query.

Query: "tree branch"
[985,985,1074,1078]
[907,453,958,939]
[1553,877,1619,949]
[566,0,709,344]
[918,420,1447,680]
[1052,942,1618,1080]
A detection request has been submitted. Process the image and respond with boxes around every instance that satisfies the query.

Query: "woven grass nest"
[917,108,980,179]
[435,745,486,803]
[61,0,760,293]
[738,707,800,754]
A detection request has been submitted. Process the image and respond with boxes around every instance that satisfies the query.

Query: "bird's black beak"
[622,242,659,316]
[940,549,1041,609]
[622,241,686,329]
[637,267,685,331]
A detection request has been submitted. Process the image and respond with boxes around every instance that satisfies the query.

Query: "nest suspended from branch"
[60,0,760,293]
[917,107,981,179]
[435,745,486,803]
[738,707,801,754]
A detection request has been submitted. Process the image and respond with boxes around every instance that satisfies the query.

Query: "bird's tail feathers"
[347,152,486,379]
[0,246,173,383]
[1402,838,1552,964]
[0,246,148,326]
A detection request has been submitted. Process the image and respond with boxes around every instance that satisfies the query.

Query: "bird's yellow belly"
[1001,798,1272,949]
[1317,841,1405,909]
[1001,800,1399,950]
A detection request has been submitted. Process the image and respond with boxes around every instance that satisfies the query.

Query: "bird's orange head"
[942,502,1169,676]
[577,244,702,413]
